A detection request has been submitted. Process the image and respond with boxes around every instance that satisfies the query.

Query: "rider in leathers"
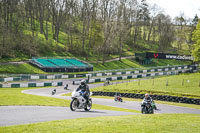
[77,79,90,104]
[142,93,152,104]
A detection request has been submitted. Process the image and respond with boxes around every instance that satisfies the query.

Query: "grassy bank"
[1,114,200,133]
[91,73,200,98]
[0,64,46,74]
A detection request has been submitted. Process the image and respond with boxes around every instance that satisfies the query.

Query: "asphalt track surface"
[1,81,200,126]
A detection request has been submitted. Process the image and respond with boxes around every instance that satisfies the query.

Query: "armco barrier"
[73,68,195,85]
[0,64,198,82]
[0,82,63,88]
[92,91,200,105]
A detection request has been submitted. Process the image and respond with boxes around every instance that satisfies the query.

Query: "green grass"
[92,59,142,71]
[0,87,68,106]
[0,57,29,63]
[0,87,138,113]
[0,64,46,74]
[91,73,200,98]
[1,114,200,133]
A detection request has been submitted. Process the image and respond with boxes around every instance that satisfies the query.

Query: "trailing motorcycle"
[141,101,154,114]
[114,95,123,102]
[70,88,92,111]
[151,101,157,110]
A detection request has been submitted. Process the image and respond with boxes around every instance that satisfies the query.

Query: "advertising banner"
[146,52,193,61]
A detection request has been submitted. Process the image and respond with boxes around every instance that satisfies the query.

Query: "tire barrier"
[0,64,198,82]
[92,91,200,105]
[0,82,63,88]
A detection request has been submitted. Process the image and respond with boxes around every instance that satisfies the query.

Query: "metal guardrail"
[0,64,198,83]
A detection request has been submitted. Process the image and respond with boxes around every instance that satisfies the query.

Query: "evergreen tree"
[192,20,200,62]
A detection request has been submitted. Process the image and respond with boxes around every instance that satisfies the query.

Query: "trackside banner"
[146,52,194,61]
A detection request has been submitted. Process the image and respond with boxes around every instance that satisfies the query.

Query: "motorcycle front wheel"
[149,106,154,114]
[70,99,78,111]
[84,99,92,111]
[120,98,123,102]
[141,106,147,114]
[114,97,117,101]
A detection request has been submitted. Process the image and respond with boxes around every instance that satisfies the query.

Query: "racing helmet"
[81,79,86,85]
[145,93,149,98]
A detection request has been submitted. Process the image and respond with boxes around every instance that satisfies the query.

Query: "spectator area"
[30,58,93,72]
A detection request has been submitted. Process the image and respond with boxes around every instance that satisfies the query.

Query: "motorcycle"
[52,89,56,95]
[70,88,92,111]
[141,101,154,114]
[114,95,123,102]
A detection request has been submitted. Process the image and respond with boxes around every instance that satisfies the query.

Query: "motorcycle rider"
[77,79,90,104]
[142,93,152,104]
[115,92,121,98]
[142,93,157,110]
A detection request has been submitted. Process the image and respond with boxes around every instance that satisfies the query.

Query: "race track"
[1,81,200,126]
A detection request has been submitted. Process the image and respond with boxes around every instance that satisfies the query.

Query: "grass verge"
[0,114,200,133]
[0,87,68,106]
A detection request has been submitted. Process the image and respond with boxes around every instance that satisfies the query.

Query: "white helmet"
[81,79,86,85]
[145,93,149,98]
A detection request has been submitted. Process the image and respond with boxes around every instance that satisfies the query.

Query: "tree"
[49,0,67,41]
[147,4,163,44]
[99,0,118,64]
[174,13,187,50]
[155,14,175,52]
[116,0,129,61]
[192,20,200,62]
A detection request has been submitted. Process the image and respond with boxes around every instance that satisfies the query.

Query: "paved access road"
[1,82,200,126]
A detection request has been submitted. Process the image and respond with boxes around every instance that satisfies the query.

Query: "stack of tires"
[92,91,200,105]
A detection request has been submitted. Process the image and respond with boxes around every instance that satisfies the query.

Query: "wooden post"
[152,77,154,86]
[138,79,140,86]
[166,78,168,86]
[199,80,200,87]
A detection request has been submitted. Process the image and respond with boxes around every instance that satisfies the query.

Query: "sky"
[147,0,200,19]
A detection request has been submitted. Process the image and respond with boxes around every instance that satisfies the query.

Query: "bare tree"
[49,0,67,41]
[155,14,175,52]
[147,4,163,44]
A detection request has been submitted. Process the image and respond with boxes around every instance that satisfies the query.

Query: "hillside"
[0,0,195,65]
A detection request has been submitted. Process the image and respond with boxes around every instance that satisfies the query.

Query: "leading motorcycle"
[141,101,154,114]
[70,88,92,111]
